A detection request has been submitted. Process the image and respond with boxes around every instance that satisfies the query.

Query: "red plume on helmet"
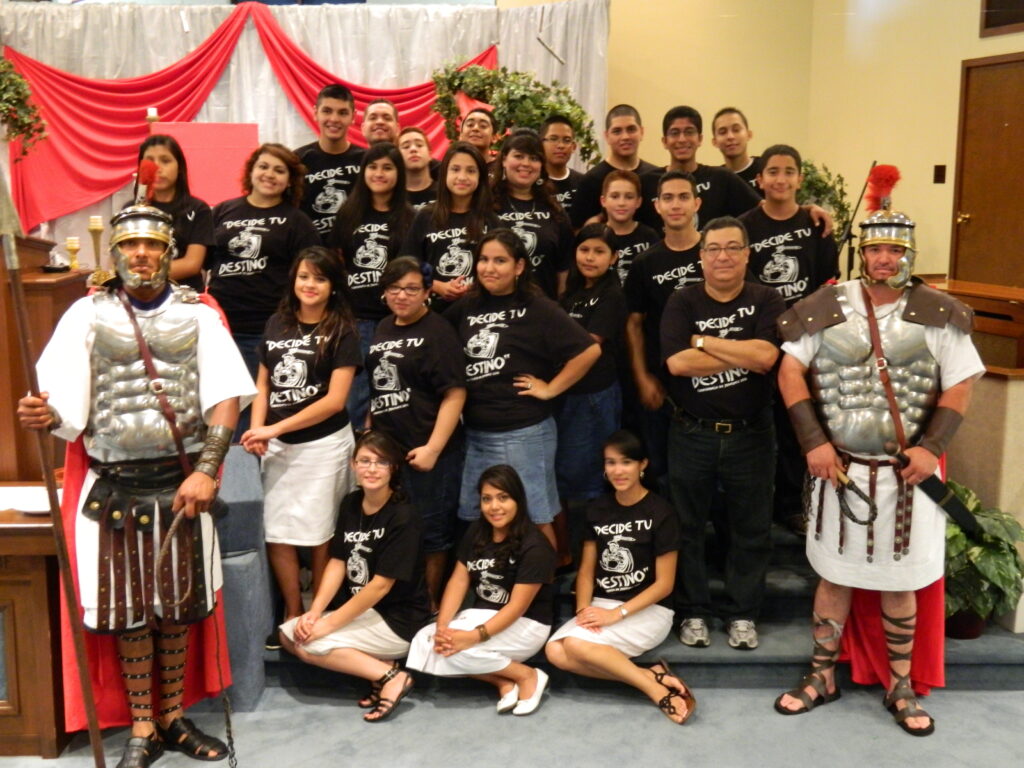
[864,164,901,213]
[137,159,158,203]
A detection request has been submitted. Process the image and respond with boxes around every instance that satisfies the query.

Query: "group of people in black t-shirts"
[137,84,839,725]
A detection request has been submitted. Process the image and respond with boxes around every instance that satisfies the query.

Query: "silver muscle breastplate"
[87,289,204,462]
[809,291,939,455]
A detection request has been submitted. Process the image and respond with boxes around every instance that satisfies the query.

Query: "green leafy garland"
[432,64,599,166]
[0,56,46,158]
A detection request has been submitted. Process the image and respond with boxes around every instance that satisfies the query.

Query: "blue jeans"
[232,331,263,439]
[555,382,621,502]
[348,318,377,431]
[668,407,775,622]
[460,418,559,524]
[402,444,464,553]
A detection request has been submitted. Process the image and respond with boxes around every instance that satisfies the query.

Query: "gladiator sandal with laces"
[774,613,843,715]
[881,610,934,736]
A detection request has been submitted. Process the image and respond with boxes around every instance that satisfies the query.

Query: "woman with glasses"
[366,257,466,609]
[279,430,430,723]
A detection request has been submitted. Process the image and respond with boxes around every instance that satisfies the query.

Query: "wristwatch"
[695,335,706,351]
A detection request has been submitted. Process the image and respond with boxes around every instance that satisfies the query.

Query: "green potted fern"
[944,479,1024,639]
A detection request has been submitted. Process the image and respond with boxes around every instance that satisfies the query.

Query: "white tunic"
[38,289,256,629]
[782,281,984,590]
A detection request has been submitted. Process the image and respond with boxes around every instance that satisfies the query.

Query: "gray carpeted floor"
[3,683,1022,767]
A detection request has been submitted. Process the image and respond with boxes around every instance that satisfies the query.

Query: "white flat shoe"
[496,685,519,714]
[512,669,549,716]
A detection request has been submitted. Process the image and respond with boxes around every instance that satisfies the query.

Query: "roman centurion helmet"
[109,204,176,290]
[858,164,915,290]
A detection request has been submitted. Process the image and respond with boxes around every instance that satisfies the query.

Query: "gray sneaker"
[678,618,710,647]
[727,619,759,650]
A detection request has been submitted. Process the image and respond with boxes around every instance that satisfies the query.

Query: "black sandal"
[116,735,164,768]
[883,675,935,737]
[650,658,697,722]
[774,616,843,715]
[655,688,695,725]
[157,716,228,761]
[363,667,414,723]
[359,660,398,708]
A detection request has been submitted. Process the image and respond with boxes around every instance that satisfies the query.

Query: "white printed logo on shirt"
[437,240,473,278]
[313,180,348,215]
[347,542,371,590]
[599,534,636,574]
[760,244,800,284]
[476,568,511,604]
[371,351,402,392]
[228,228,261,260]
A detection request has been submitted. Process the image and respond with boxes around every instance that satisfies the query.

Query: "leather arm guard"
[917,406,963,458]
[787,399,830,455]
[194,424,232,479]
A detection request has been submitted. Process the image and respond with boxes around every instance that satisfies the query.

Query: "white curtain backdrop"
[0,0,608,265]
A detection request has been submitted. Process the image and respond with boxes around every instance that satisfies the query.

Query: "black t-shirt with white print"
[585,491,679,605]
[457,521,556,625]
[367,311,466,454]
[739,206,838,307]
[609,223,660,287]
[638,164,762,233]
[294,142,365,241]
[407,184,438,211]
[446,292,594,431]
[623,241,703,375]
[730,156,764,195]
[496,198,574,300]
[571,159,659,229]
[332,208,398,321]
[328,490,430,642]
[148,195,214,293]
[549,168,585,224]
[401,207,500,315]
[258,313,363,443]
[660,281,784,419]
[208,196,320,336]
[563,283,627,394]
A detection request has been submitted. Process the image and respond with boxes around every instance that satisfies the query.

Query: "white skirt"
[548,597,673,658]
[262,425,355,545]
[806,463,946,591]
[75,468,222,632]
[406,608,550,676]
[279,608,409,659]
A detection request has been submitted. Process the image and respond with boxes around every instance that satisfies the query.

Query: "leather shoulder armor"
[903,281,974,334]
[778,284,845,342]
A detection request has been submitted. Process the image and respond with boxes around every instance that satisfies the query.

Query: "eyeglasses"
[702,244,747,257]
[666,128,700,139]
[542,137,575,146]
[384,285,425,296]
[355,457,392,469]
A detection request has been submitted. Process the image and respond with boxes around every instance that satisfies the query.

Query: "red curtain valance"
[5,2,497,232]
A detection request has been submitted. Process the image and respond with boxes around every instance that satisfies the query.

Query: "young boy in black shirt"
[711,107,763,194]
[541,114,585,225]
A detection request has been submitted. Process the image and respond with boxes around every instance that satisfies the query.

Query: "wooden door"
[950,52,1024,287]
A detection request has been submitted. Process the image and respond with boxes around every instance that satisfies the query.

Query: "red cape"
[838,457,949,696]
[59,290,233,731]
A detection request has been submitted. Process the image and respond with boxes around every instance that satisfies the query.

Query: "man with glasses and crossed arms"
[660,216,785,650]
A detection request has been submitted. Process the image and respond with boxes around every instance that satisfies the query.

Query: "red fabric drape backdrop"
[5,1,497,232]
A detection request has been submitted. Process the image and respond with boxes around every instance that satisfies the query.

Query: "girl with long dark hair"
[135,134,213,293]
[279,431,429,723]
[445,229,600,548]
[330,141,415,428]
[546,430,695,725]
[491,131,574,299]
[242,245,361,625]
[406,465,556,716]
[401,141,498,313]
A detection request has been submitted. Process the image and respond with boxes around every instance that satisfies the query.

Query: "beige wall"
[499,0,1024,274]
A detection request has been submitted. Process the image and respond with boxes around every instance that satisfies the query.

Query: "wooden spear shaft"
[2,233,107,768]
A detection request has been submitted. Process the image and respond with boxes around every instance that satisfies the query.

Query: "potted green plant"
[944,479,1024,639]
[431,63,598,166]
[0,54,46,157]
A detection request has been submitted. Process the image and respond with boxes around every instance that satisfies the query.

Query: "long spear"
[1,189,106,767]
